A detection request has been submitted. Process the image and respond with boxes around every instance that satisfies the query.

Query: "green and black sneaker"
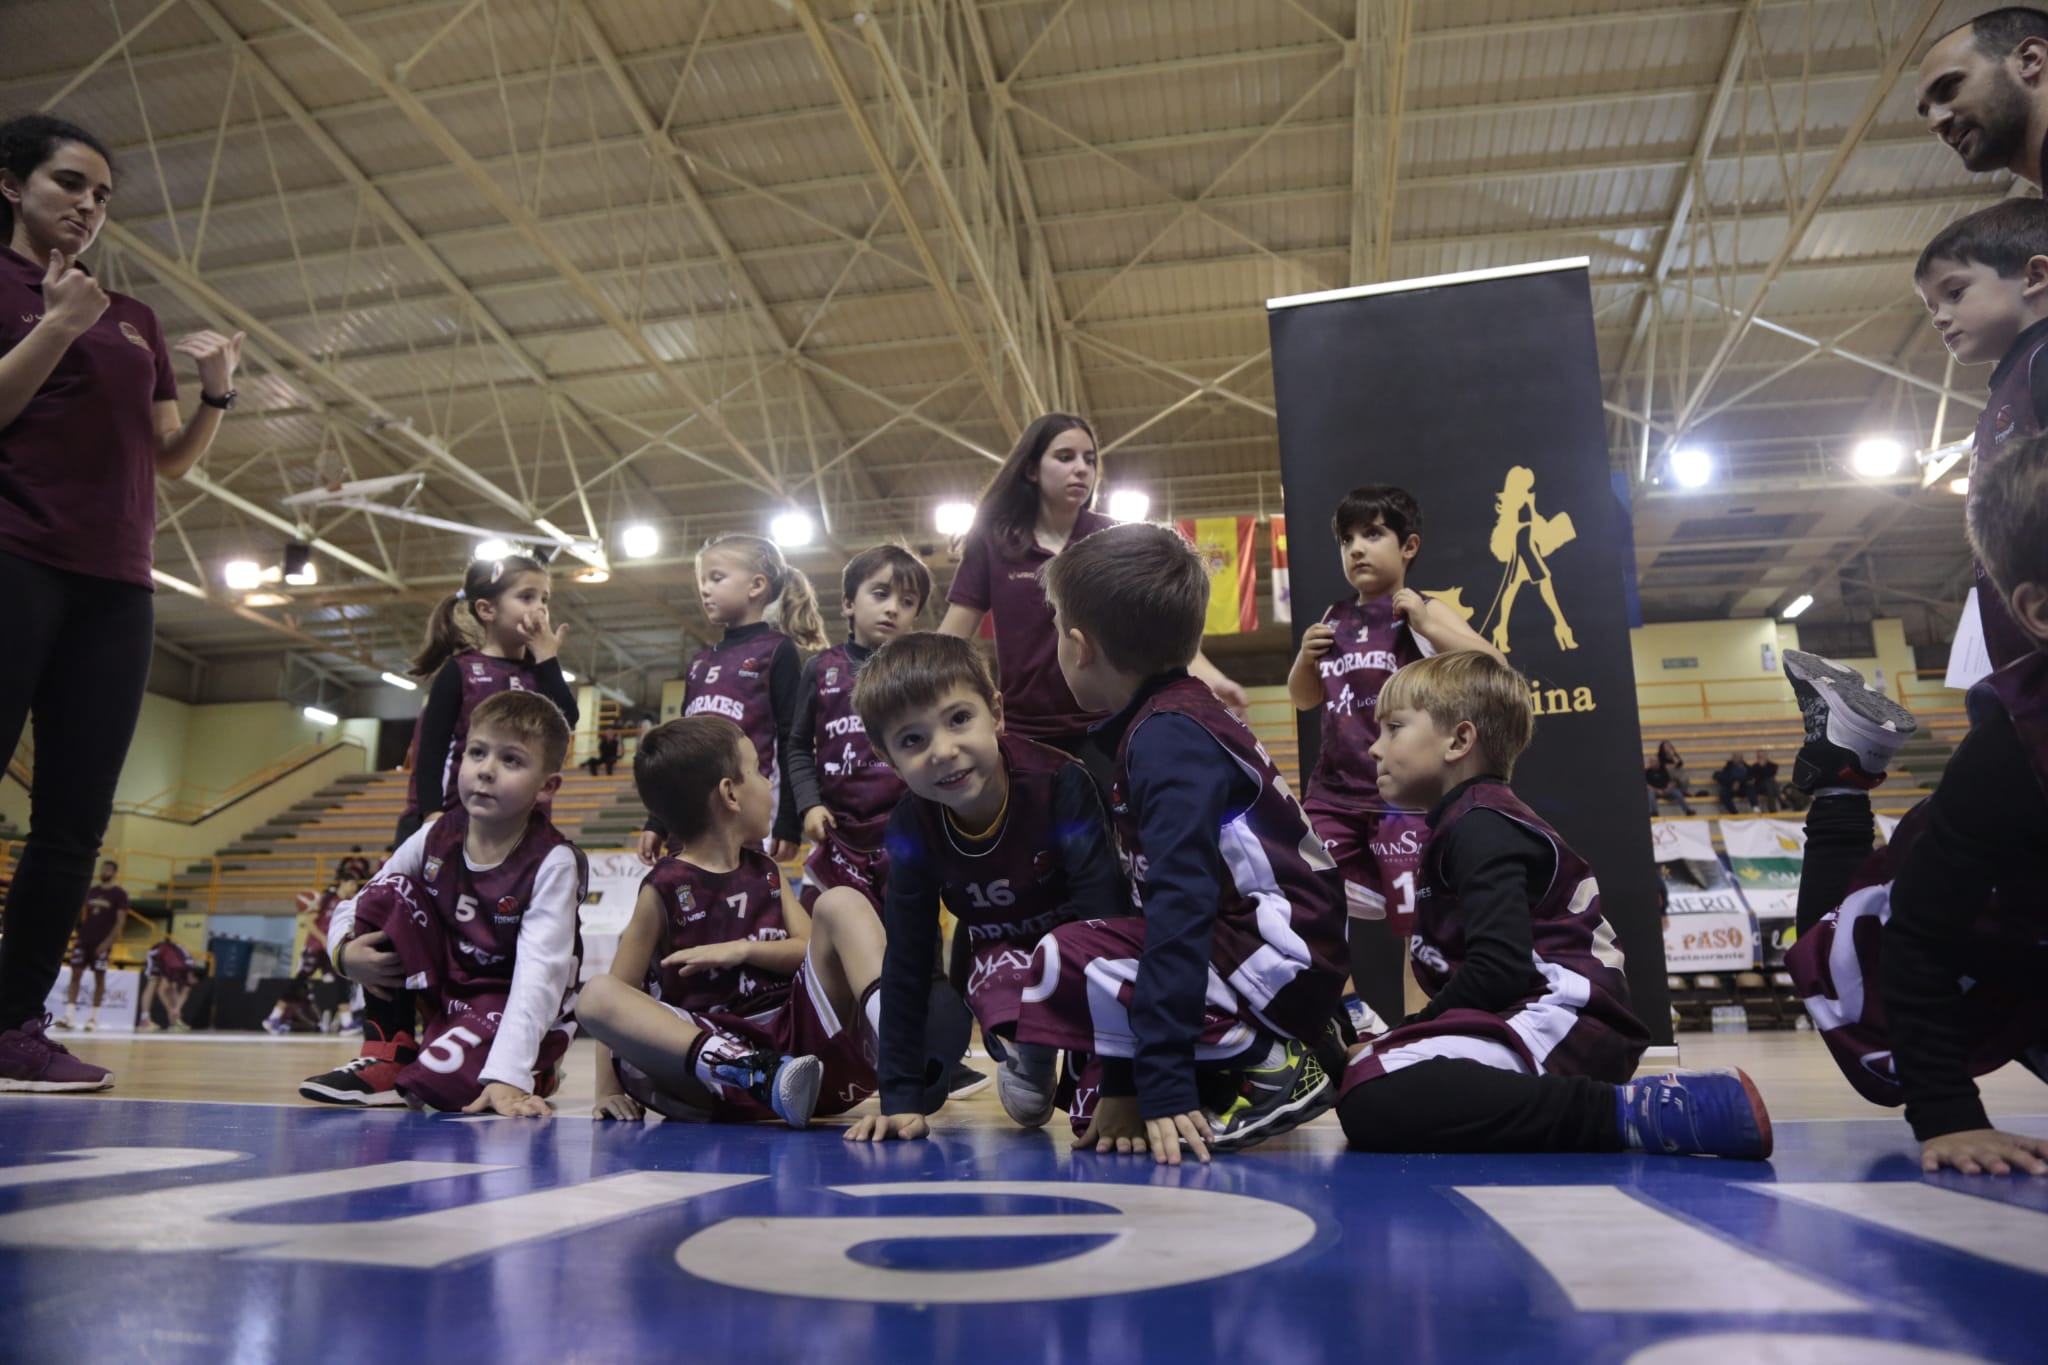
[1207,1037,1335,1152]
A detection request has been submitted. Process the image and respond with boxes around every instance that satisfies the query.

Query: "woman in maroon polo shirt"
[938,413,1246,768]
[0,115,243,1092]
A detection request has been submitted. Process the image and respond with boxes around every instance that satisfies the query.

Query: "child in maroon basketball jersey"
[785,545,930,911]
[312,691,586,1115]
[1338,650,1770,1160]
[56,860,126,1031]
[1288,485,1499,1028]
[1012,525,1348,1164]
[841,633,1127,1146]
[639,534,831,866]
[581,716,888,1127]
[398,553,579,846]
[1787,429,2048,1177]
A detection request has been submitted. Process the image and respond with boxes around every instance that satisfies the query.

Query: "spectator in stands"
[1749,750,1782,813]
[1647,740,1695,816]
[1714,753,1755,814]
[334,846,371,883]
[586,730,621,778]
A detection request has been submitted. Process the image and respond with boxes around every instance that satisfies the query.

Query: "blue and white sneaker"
[1343,994,1388,1038]
[1782,650,1916,793]
[1619,1068,1773,1160]
[711,1050,825,1129]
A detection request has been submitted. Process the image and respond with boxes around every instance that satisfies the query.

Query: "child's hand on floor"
[1921,1128,2048,1176]
[844,1112,929,1142]
[1072,1096,1148,1155]
[464,1082,552,1118]
[592,1089,644,1121]
[1147,1111,1212,1167]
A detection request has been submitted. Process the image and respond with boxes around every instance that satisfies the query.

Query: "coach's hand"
[465,1082,552,1118]
[844,1111,929,1142]
[334,930,404,998]
[1921,1128,2048,1176]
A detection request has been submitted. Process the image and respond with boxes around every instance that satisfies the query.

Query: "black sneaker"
[298,1051,408,1107]
[1207,1038,1335,1151]
[708,1050,824,1129]
[946,1060,991,1102]
[1782,650,1917,793]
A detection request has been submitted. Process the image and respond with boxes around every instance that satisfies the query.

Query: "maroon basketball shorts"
[66,936,112,971]
[799,829,888,912]
[400,988,577,1112]
[1788,880,2048,1107]
[1012,918,1264,1063]
[614,942,877,1123]
[1304,799,1428,935]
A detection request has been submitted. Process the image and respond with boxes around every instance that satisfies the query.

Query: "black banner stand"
[1267,259,1671,1043]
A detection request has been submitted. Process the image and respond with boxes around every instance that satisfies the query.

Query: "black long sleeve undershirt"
[1410,793,1550,1025]
[1884,706,2048,1141]
[875,763,1125,1114]
[413,655,578,814]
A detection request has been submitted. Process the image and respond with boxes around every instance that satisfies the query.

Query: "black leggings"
[1793,793,1875,935]
[0,548,154,1033]
[1338,1058,1624,1153]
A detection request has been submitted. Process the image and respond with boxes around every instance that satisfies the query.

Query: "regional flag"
[1271,514,1292,625]
[1174,516,1258,635]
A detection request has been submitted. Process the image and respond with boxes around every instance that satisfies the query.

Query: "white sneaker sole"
[297,1080,407,1106]
[771,1055,825,1129]
[0,1074,114,1092]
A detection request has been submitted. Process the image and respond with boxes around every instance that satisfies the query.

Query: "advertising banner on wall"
[1268,259,1670,1038]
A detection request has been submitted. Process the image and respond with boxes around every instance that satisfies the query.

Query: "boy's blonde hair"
[1378,651,1535,777]
[468,690,572,775]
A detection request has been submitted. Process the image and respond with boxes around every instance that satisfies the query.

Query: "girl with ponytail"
[396,554,580,845]
[639,534,824,863]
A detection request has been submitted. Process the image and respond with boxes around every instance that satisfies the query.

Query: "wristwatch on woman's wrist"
[200,389,237,410]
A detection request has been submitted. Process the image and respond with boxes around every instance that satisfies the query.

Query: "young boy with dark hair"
[842,631,1128,1143]
[1288,485,1499,1027]
[1787,426,2048,1176]
[308,690,585,1114]
[579,715,893,1128]
[784,544,932,911]
[1915,197,2048,676]
[1009,523,1349,1164]
[1335,649,1771,1159]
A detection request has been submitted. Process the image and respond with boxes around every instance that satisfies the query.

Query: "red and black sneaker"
[299,1033,415,1107]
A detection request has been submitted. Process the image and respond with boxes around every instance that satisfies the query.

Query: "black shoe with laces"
[1782,650,1917,793]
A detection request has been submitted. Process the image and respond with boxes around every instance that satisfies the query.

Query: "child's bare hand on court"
[1147,1111,1213,1166]
[844,1111,929,1142]
[1920,1128,2048,1176]
[1072,1095,1147,1154]
[464,1082,552,1118]
[593,1092,644,1121]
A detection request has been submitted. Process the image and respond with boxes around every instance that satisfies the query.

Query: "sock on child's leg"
[689,1031,756,1098]
[359,988,415,1051]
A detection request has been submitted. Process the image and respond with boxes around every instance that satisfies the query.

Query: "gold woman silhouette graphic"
[1480,465,1578,654]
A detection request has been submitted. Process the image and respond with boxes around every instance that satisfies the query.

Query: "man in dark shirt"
[1788,432,2048,1176]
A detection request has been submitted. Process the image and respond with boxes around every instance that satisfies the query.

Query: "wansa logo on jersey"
[1370,828,1424,858]
[423,856,444,884]
[1994,403,2017,444]
[738,657,762,680]
[494,895,522,924]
